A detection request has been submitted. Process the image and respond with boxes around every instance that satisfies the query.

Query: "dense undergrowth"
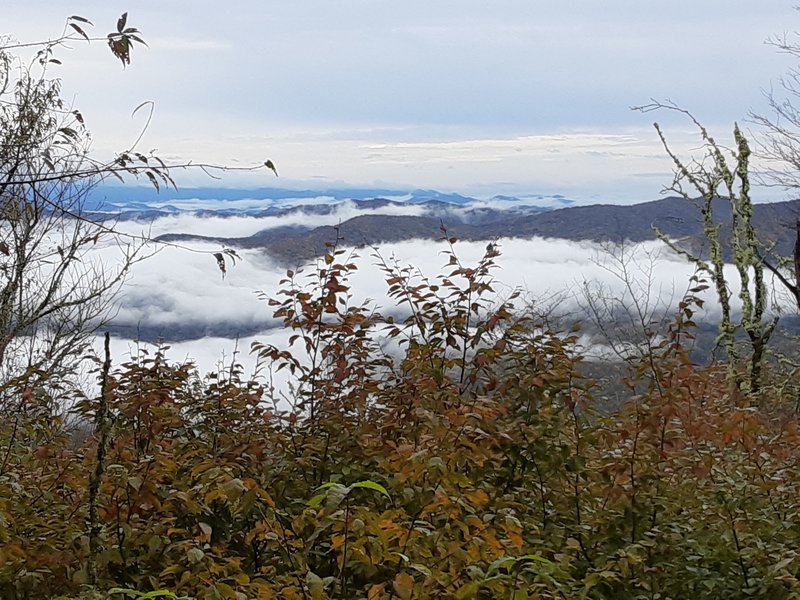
[3,240,800,600]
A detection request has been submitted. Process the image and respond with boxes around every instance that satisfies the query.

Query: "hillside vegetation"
[3,240,800,599]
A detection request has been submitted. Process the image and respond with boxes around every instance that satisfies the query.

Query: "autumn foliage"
[2,239,800,600]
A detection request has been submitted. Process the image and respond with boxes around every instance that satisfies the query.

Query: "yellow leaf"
[205,488,227,505]
[191,461,215,476]
[467,489,489,508]
[215,582,237,599]
[257,488,276,507]
[306,570,326,600]
[160,564,183,577]
[254,584,277,600]
[508,532,524,549]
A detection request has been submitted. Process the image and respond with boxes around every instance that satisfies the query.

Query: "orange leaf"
[368,583,385,599]
[392,572,414,600]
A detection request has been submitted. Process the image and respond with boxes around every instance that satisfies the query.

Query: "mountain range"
[89,185,800,344]
[88,185,574,211]
[110,188,800,267]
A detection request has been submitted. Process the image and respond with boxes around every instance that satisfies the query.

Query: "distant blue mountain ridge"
[84,185,575,212]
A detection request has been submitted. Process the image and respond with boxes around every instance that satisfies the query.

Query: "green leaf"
[307,493,328,508]
[409,563,432,577]
[213,583,236,599]
[487,556,516,575]
[306,570,326,600]
[323,484,348,510]
[350,480,391,499]
[108,590,191,599]
[486,554,552,577]
[515,554,554,566]
[187,547,205,564]
[309,482,349,509]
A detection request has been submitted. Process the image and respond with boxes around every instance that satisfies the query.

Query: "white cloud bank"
[114,199,429,240]
[94,217,792,376]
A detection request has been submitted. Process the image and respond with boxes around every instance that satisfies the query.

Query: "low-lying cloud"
[91,203,798,376]
[114,199,430,239]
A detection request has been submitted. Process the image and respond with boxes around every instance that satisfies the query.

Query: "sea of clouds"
[91,199,792,378]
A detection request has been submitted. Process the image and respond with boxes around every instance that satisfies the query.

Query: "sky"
[6,1,799,203]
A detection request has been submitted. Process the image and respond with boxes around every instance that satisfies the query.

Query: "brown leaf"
[368,584,385,599]
[69,23,89,41]
[392,572,413,600]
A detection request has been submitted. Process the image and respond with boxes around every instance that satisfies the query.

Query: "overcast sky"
[6,1,798,201]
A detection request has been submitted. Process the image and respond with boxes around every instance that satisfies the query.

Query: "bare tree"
[637,101,777,395]
[578,241,681,366]
[0,15,274,405]
[750,30,800,192]
[747,31,800,311]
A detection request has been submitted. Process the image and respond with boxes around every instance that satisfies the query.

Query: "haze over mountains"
[91,185,800,374]
[96,185,800,267]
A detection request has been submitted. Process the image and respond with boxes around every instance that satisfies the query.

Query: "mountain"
[153,196,800,267]
[98,191,800,343]
[86,184,575,213]
[405,189,476,204]
[85,185,413,208]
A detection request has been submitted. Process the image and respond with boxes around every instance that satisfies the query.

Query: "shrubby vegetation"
[3,237,800,599]
[5,10,800,600]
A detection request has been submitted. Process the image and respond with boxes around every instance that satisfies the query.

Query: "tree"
[0,15,273,404]
[751,28,800,192]
[637,101,777,395]
[748,31,800,311]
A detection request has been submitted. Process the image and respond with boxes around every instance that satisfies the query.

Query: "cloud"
[148,37,232,52]
[6,1,791,203]
[113,125,755,204]
[96,217,767,363]
[108,242,280,332]
[79,200,799,393]
[114,199,430,239]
